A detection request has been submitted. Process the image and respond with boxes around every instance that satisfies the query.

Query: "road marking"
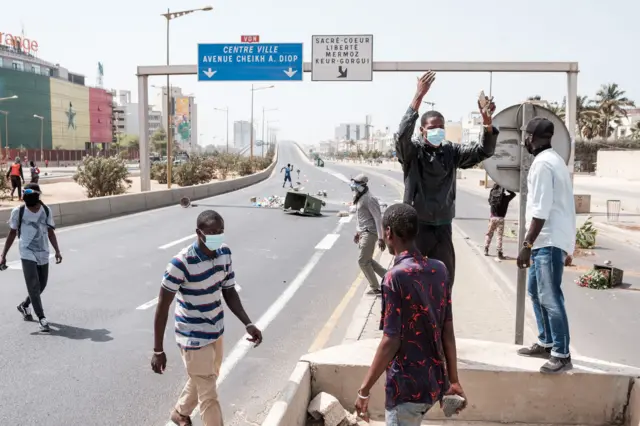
[339,214,353,223]
[158,234,196,250]
[315,234,340,250]
[7,254,55,270]
[136,298,158,310]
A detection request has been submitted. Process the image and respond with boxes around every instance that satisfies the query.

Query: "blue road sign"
[198,43,303,82]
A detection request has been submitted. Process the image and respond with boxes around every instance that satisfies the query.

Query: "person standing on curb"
[29,161,41,184]
[395,71,498,286]
[355,203,466,425]
[151,210,263,426]
[6,157,24,201]
[484,184,516,259]
[0,183,62,332]
[516,117,575,374]
[352,174,387,294]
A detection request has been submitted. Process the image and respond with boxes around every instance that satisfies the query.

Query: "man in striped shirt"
[151,210,263,426]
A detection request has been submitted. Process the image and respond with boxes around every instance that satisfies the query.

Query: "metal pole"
[138,75,151,192]
[485,72,493,188]
[166,10,172,188]
[261,107,265,158]
[225,108,229,153]
[40,119,43,162]
[250,85,254,160]
[565,71,578,180]
[515,102,535,345]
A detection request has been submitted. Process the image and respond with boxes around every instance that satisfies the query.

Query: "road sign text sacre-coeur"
[198,43,303,82]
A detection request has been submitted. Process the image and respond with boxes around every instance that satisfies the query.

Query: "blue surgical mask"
[350,183,365,192]
[202,233,225,251]
[425,128,446,147]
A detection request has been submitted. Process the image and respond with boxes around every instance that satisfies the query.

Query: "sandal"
[170,410,193,426]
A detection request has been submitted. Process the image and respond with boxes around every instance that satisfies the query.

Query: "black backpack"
[17,202,50,239]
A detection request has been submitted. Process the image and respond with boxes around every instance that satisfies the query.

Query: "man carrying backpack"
[0,183,62,332]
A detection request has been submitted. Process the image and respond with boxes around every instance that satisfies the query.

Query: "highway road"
[0,142,370,425]
[326,160,640,369]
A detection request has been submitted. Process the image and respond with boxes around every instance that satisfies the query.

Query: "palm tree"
[594,83,636,139]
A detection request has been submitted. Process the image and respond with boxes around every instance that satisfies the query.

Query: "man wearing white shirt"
[516,117,576,374]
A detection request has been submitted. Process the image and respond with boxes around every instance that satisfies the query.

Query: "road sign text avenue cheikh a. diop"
[198,43,303,82]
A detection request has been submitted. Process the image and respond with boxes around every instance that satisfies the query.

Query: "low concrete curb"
[0,150,278,238]
[261,362,311,426]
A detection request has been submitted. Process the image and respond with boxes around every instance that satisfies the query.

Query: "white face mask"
[201,233,225,251]
[425,128,446,146]
[350,182,365,192]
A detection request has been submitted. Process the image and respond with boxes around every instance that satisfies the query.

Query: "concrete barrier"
[0,150,278,238]
[262,338,640,426]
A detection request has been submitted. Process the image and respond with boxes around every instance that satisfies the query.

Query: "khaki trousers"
[175,337,224,426]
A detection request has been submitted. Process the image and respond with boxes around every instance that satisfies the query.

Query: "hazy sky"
[1,0,638,145]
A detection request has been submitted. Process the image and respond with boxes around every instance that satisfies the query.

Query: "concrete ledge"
[0,149,278,238]
[261,362,311,426]
[275,338,640,426]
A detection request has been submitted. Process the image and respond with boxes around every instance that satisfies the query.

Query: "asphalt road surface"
[327,161,640,369]
[0,143,370,425]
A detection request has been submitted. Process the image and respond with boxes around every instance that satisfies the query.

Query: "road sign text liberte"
[311,35,373,81]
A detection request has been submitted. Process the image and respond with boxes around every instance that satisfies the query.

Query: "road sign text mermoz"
[314,36,371,66]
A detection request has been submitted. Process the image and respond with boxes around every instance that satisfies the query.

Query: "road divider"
[0,150,278,239]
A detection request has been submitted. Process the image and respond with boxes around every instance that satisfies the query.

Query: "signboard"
[241,35,260,43]
[0,30,38,52]
[198,43,303,82]
[311,35,373,81]
[174,97,191,144]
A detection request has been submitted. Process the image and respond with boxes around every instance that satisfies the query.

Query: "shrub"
[237,158,255,176]
[151,163,167,184]
[0,166,10,199]
[174,157,215,187]
[73,156,132,198]
[576,217,597,249]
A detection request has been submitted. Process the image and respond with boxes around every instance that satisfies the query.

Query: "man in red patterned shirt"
[355,203,466,425]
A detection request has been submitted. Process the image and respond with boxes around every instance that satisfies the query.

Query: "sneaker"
[517,343,551,358]
[38,318,51,332]
[484,247,489,256]
[367,288,382,295]
[540,356,573,374]
[17,304,34,321]
[498,251,505,260]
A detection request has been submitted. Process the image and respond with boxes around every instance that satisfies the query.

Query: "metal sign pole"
[514,103,535,344]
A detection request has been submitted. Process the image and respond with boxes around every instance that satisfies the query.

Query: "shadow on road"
[31,323,114,342]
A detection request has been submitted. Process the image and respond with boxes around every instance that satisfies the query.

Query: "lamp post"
[266,120,279,153]
[214,107,229,153]
[0,110,8,162]
[33,115,44,162]
[161,6,212,188]
[261,107,278,157]
[250,84,274,160]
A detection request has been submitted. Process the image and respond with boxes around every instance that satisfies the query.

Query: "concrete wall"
[261,362,311,426]
[597,150,640,180]
[629,378,640,426]
[0,155,277,238]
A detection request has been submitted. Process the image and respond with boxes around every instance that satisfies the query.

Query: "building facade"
[233,121,254,148]
[334,123,368,141]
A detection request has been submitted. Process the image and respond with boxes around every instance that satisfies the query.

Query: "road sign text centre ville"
[198,43,303,82]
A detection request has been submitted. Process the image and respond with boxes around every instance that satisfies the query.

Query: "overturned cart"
[283,191,325,216]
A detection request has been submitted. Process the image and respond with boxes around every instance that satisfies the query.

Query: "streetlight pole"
[33,115,44,162]
[0,111,8,162]
[214,107,229,153]
[249,84,274,160]
[261,107,278,158]
[161,6,212,188]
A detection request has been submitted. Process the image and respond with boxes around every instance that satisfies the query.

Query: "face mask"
[201,233,225,251]
[425,128,446,146]
[350,183,365,192]
[23,194,40,207]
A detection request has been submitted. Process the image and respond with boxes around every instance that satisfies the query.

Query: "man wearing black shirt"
[395,71,498,285]
[485,184,516,259]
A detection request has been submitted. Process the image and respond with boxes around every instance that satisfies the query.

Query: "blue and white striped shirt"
[161,242,236,350]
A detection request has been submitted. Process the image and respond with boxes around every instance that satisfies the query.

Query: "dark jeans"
[415,223,455,286]
[21,260,49,319]
[10,176,22,198]
[528,247,571,357]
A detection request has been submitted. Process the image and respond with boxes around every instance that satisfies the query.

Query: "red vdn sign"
[241,35,260,43]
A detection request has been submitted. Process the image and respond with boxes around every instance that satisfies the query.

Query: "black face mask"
[24,194,40,207]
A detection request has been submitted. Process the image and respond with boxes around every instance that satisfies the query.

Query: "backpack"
[17,203,50,239]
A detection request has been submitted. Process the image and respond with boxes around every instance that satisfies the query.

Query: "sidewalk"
[345,229,536,345]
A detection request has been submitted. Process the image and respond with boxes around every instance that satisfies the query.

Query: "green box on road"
[284,191,324,216]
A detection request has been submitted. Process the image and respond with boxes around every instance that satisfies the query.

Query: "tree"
[594,83,636,139]
[631,122,640,141]
[151,129,167,154]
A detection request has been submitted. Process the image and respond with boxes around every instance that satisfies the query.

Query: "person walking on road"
[6,157,25,201]
[355,203,466,425]
[352,174,387,294]
[484,184,516,259]
[280,163,293,188]
[151,210,263,426]
[29,161,40,184]
[0,183,63,332]
[395,71,498,287]
[516,117,575,374]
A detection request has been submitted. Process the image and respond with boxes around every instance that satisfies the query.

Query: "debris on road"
[337,211,349,217]
[250,195,284,208]
[316,190,328,197]
[307,392,358,426]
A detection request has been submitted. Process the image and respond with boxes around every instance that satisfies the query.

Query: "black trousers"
[21,260,49,319]
[415,223,456,286]
[10,176,21,198]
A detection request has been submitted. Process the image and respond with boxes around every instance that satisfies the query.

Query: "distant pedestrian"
[355,203,466,425]
[6,157,24,201]
[151,210,263,426]
[0,183,63,332]
[484,184,516,259]
[395,71,497,287]
[280,163,293,188]
[296,168,300,179]
[352,174,387,294]
[516,117,575,374]
[45,159,49,168]
[29,161,40,184]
